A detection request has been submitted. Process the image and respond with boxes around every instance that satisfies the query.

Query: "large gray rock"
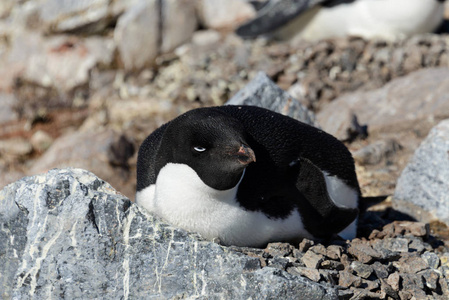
[317,68,449,140]
[37,0,111,33]
[226,72,318,126]
[2,29,114,97]
[23,35,115,91]
[114,0,160,70]
[114,0,197,70]
[393,119,449,225]
[160,0,198,54]
[0,168,337,299]
[28,128,136,199]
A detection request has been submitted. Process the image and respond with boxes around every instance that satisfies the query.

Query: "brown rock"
[309,244,327,256]
[326,245,343,260]
[387,272,401,291]
[338,270,362,288]
[381,221,430,238]
[380,279,399,299]
[298,238,315,253]
[320,260,344,271]
[393,254,428,274]
[301,250,325,269]
[398,290,413,300]
[340,253,352,270]
[347,241,381,264]
[264,242,294,258]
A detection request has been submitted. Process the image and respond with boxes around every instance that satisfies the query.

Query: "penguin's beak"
[236,144,256,165]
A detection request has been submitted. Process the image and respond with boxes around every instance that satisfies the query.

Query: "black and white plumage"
[136,105,360,247]
[237,0,446,41]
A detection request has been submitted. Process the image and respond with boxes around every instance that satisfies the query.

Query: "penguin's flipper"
[295,157,359,233]
[236,0,312,38]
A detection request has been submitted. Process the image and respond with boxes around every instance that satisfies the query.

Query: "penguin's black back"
[217,105,360,191]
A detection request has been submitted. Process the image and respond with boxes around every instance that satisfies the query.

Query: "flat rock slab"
[394,119,449,225]
[317,68,449,140]
[0,168,336,299]
[226,72,318,127]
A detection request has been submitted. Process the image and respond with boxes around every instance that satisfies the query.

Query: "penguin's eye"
[193,146,207,153]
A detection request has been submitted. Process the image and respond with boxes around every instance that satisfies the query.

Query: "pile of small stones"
[144,34,449,111]
[230,221,449,299]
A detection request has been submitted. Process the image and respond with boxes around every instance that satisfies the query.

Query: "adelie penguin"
[237,0,445,42]
[136,105,360,247]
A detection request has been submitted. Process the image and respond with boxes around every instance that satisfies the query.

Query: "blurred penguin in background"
[237,0,446,41]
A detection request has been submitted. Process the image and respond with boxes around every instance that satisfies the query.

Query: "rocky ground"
[1,1,449,299]
[232,220,449,299]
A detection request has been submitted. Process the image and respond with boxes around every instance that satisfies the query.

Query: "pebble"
[301,250,325,269]
[371,237,409,253]
[419,269,440,291]
[264,242,294,257]
[387,272,401,291]
[400,273,424,291]
[422,251,440,269]
[361,278,380,291]
[320,260,344,271]
[380,279,399,299]
[347,241,381,263]
[298,238,315,253]
[309,244,327,256]
[393,254,428,274]
[326,245,343,260]
[371,261,391,279]
[351,261,374,279]
[338,270,362,288]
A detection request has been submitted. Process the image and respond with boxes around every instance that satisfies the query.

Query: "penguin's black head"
[160,108,256,190]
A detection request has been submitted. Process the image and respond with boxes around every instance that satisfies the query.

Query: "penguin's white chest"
[135,163,312,247]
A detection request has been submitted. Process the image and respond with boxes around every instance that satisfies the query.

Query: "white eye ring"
[193,146,206,152]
